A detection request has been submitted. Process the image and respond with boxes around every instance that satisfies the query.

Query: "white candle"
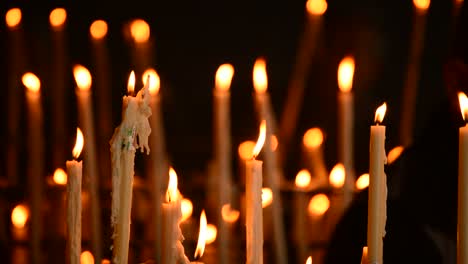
[294,170,312,261]
[368,103,388,263]
[303,128,328,188]
[66,128,84,264]
[73,65,103,262]
[458,92,468,264]
[110,72,152,264]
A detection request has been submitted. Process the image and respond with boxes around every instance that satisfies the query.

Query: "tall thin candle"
[458,92,468,264]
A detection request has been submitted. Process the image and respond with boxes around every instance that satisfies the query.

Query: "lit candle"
[337,55,355,207]
[245,120,266,264]
[80,251,94,264]
[22,72,44,264]
[129,19,152,74]
[458,92,468,264]
[355,173,370,192]
[306,256,312,264]
[73,65,103,262]
[303,128,328,188]
[361,246,368,264]
[110,71,152,264]
[66,128,84,264]
[11,204,29,241]
[294,169,312,261]
[368,102,388,263]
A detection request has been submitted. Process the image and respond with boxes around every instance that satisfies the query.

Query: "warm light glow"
[6,8,22,28]
[253,58,268,93]
[127,71,135,95]
[329,163,345,188]
[413,0,430,11]
[295,169,312,188]
[80,251,94,264]
[271,135,278,151]
[73,128,84,159]
[49,8,67,28]
[338,56,355,93]
[53,168,67,185]
[374,102,387,124]
[238,141,256,160]
[306,256,313,264]
[306,0,327,15]
[361,246,368,263]
[221,204,240,223]
[181,198,193,222]
[215,64,235,92]
[167,167,178,202]
[355,173,369,191]
[130,19,150,43]
[459,92,468,121]
[101,260,110,264]
[90,20,108,39]
[206,224,217,245]
[388,146,404,165]
[252,120,266,159]
[22,72,41,93]
[262,187,273,208]
[73,65,92,91]
[308,194,330,216]
[303,128,324,148]
[11,204,29,228]
[142,68,160,95]
[195,210,207,259]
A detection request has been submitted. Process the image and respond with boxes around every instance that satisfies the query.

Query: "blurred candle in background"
[11,204,29,241]
[129,19,153,75]
[458,92,468,264]
[294,169,312,261]
[303,128,328,188]
[307,193,330,262]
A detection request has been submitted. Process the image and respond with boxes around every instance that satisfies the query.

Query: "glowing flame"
[167,167,178,202]
[388,146,404,165]
[329,163,345,188]
[142,68,160,95]
[80,251,94,264]
[413,0,430,11]
[253,58,268,93]
[338,56,355,93]
[6,8,22,28]
[53,168,67,185]
[295,169,311,188]
[306,256,313,264]
[374,102,387,124]
[90,20,108,39]
[195,210,207,259]
[459,92,468,121]
[361,246,368,264]
[73,65,92,91]
[221,204,240,223]
[303,128,324,148]
[73,128,84,159]
[252,120,266,159]
[181,198,193,222]
[262,187,273,208]
[306,0,327,15]
[238,141,256,161]
[206,224,217,244]
[355,173,369,190]
[22,72,41,93]
[49,8,67,28]
[127,71,135,95]
[308,194,330,217]
[215,64,235,92]
[130,19,150,43]
[11,204,29,228]
[271,135,278,151]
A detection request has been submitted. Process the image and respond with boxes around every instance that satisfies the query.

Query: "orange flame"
[181,198,193,222]
[215,64,235,92]
[80,251,94,264]
[73,128,84,159]
[195,210,207,259]
[206,224,217,244]
[53,168,67,185]
[127,71,135,95]
[253,58,268,93]
[374,102,387,124]
[238,141,256,161]
[130,19,150,43]
[459,92,468,121]
[73,65,92,91]
[11,204,29,228]
[303,128,324,148]
[90,20,108,40]
[22,73,41,93]
[6,8,22,28]
[355,173,369,191]
[329,163,345,188]
[387,146,404,165]
[306,0,327,15]
[413,0,430,11]
[262,187,273,208]
[295,169,312,188]
[142,68,160,95]
[308,194,330,217]
[338,56,355,93]
[49,8,67,28]
[252,120,266,159]
[306,256,313,264]
[167,167,178,202]
[221,204,240,224]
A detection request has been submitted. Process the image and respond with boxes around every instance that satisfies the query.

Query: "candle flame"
[306,256,313,264]
[73,65,92,91]
[306,0,327,15]
[195,210,208,259]
[206,224,217,244]
[308,194,330,217]
[73,128,84,159]
[303,128,324,148]
[374,102,387,124]
[355,173,369,191]
[338,56,355,93]
[329,163,345,188]
[181,198,193,222]
[458,92,468,121]
[215,64,235,92]
[252,120,266,159]
[238,141,256,161]
[253,58,268,93]
[295,169,312,188]
[127,71,136,95]
[49,8,67,28]
[80,251,94,264]
[53,168,67,185]
[11,204,29,228]
[413,0,430,11]
[130,19,150,43]
[167,167,178,202]
[221,204,240,223]
[6,8,22,28]
[90,20,108,39]
[387,146,404,165]
[262,187,273,208]
[361,246,368,264]
[142,68,160,95]
[22,72,41,93]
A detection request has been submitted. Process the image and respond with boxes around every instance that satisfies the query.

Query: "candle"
[294,169,312,261]
[11,204,29,241]
[22,72,44,264]
[73,65,103,262]
[337,56,356,207]
[80,251,94,264]
[110,71,152,264]
[303,128,328,188]
[361,246,369,264]
[368,102,388,263]
[355,173,370,192]
[306,256,312,264]
[308,193,330,242]
[129,19,152,74]
[66,128,84,264]
[458,92,468,264]
[245,120,266,264]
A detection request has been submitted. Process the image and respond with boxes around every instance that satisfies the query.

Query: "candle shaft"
[294,191,308,261]
[304,145,328,188]
[162,200,180,264]
[246,159,263,264]
[458,125,468,264]
[66,160,82,264]
[338,92,354,206]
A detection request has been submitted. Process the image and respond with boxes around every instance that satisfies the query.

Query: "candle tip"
[49,8,67,28]
[6,8,22,28]
[127,71,136,95]
[252,120,267,158]
[374,102,387,124]
[253,58,268,93]
[142,68,160,95]
[307,0,327,15]
[90,20,108,39]
[215,63,235,92]
[338,55,355,92]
